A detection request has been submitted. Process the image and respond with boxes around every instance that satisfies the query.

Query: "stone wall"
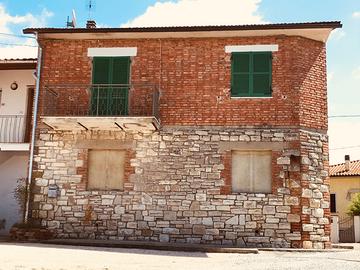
[30,126,330,248]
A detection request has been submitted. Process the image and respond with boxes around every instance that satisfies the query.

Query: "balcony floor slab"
[41,116,160,132]
[0,143,30,152]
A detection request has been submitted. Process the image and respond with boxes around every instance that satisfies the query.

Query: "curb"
[39,239,259,254]
[259,247,349,253]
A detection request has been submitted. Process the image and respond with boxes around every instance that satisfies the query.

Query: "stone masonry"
[25,23,337,249]
[31,126,330,248]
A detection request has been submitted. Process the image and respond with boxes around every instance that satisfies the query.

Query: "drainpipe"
[24,32,42,223]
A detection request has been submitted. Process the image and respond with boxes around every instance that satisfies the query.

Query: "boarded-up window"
[88,150,125,190]
[232,150,272,193]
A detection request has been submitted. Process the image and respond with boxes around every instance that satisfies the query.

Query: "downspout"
[24,32,42,223]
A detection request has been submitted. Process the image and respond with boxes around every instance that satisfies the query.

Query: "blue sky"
[0,0,359,164]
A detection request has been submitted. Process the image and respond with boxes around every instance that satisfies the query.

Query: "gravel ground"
[0,243,359,270]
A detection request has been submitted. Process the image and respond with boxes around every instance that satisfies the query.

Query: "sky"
[0,0,359,165]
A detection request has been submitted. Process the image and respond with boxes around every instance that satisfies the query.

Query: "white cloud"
[352,66,360,80]
[352,11,360,18]
[0,4,53,59]
[0,39,38,58]
[0,4,53,34]
[122,0,266,27]
[328,28,346,41]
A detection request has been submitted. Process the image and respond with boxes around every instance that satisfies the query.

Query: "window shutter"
[112,57,130,84]
[230,52,272,97]
[93,57,111,84]
[91,57,131,115]
[111,57,130,115]
[232,74,250,96]
[231,53,250,96]
[91,58,111,115]
[252,52,272,96]
[253,53,271,72]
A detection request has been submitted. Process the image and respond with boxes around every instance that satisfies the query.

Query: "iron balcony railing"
[0,115,28,143]
[42,84,160,120]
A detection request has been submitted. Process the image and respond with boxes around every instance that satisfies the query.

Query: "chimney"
[86,20,96,29]
[345,155,350,171]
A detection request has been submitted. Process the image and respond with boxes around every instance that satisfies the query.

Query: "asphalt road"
[0,243,359,270]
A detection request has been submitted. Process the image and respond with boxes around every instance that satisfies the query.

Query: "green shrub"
[348,193,360,216]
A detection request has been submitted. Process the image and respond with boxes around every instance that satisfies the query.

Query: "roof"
[0,58,37,70]
[23,21,342,34]
[0,58,37,62]
[330,160,360,177]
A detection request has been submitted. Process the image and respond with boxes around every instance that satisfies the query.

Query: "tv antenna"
[66,9,77,28]
[87,0,96,20]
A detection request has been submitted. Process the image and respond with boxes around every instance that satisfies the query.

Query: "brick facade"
[38,36,326,129]
[30,33,331,248]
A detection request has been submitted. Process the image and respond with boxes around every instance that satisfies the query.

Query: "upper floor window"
[231,52,272,97]
[87,47,137,116]
[91,56,131,116]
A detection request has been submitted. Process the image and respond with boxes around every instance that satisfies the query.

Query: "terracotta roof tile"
[330,160,360,176]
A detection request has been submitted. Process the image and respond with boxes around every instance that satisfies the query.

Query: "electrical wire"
[0,32,36,39]
[0,42,37,47]
[330,145,360,151]
[329,115,360,119]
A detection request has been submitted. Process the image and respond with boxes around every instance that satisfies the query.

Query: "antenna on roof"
[72,9,77,27]
[87,0,95,20]
[66,9,77,28]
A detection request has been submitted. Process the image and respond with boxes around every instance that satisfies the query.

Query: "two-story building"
[23,21,341,249]
[0,58,36,236]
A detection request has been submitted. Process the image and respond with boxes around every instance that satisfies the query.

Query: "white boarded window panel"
[232,150,272,193]
[88,150,125,190]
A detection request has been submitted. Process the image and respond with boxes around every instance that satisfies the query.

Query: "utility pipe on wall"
[24,32,42,223]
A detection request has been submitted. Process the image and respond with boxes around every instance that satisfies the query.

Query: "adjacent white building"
[0,58,36,236]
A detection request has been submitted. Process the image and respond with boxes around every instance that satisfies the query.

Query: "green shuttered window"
[231,52,272,97]
[91,57,130,116]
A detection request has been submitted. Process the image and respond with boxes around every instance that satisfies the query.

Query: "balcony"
[0,115,30,151]
[41,84,160,132]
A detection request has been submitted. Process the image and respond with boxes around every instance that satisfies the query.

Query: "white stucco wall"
[0,69,35,143]
[0,69,35,115]
[330,215,339,243]
[0,153,28,235]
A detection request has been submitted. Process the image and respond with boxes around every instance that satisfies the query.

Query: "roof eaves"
[23,21,342,35]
